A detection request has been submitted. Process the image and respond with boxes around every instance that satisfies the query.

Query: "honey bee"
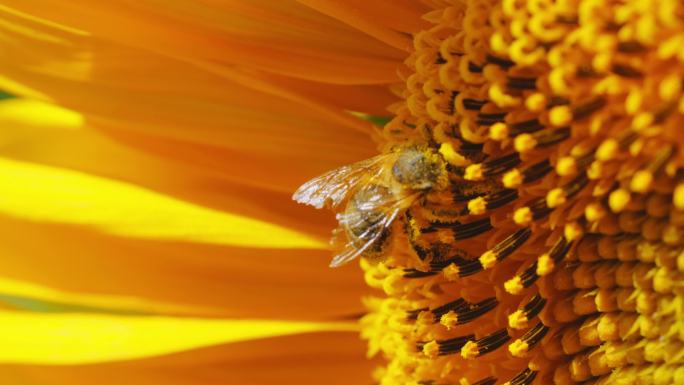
[292,145,450,267]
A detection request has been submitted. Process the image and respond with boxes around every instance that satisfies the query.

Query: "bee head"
[391,147,447,190]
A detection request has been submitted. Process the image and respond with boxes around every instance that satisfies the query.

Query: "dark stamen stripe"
[403,268,436,278]
[468,62,483,73]
[472,377,497,385]
[483,153,522,176]
[518,262,540,288]
[510,368,538,385]
[486,54,514,68]
[463,98,487,110]
[617,41,645,52]
[476,112,507,125]
[456,298,499,324]
[487,228,532,263]
[572,97,606,121]
[522,159,553,184]
[510,118,544,134]
[549,237,572,264]
[485,189,519,211]
[507,76,537,90]
[520,322,550,349]
[522,294,547,320]
[563,173,589,198]
[612,63,642,78]
[534,127,571,148]
[452,217,494,240]
[430,298,469,319]
[431,334,475,355]
[468,329,511,357]
[528,198,553,220]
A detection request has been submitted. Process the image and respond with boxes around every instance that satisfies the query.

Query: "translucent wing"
[292,155,387,209]
[328,184,417,267]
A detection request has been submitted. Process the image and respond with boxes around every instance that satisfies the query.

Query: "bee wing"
[292,155,388,209]
[328,185,416,268]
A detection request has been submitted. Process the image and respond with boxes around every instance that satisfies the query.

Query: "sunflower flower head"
[346,1,684,384]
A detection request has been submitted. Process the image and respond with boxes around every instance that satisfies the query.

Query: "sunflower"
[1,1,684,385]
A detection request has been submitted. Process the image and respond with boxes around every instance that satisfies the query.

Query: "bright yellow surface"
[0,157,326,249]
[0,311,356,364]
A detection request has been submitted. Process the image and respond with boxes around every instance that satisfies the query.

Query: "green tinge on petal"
[348,111,392,127]
[0,277,218,315]
[0,311,357,364]
[0,157,326,249]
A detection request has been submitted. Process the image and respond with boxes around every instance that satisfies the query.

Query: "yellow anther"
[468,196,487,215]
[489,122,509,141]
[503,169,523,188]
[508,309,528,329]
[549,105,572,127]
[514,207,533,226]
[659,74,681,102]
[585,202,606,222]
[490,83,521,107]
[514,133,537,153]
[460,340,479,360]
[525,93,546,112]
[464,164,483,181]
[556,156,577,176]
[546,188,567,208]
[536,253,554,276]
[673,184,684,210]
[504,276,524,294]
[596,139,619,161]
[625,88,643,114]
[587,161,603,179]
[633,112,654,131]
[442,263,460,281]
[597,314,619,341]
[508,339,529,357]
[439,142,468,166]
[564,222,584,241]
[630,170,653,193]
[479,250,497,270]
[422,340,439,358]
[440,311,459,330]
[608,189,631,213]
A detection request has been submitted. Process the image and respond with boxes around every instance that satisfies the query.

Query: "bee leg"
[404,209,456,263]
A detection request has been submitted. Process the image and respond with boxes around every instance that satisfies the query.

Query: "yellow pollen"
[564,222,584,241]
[508,310,528,329]
[608,189,631,213]
[536,254,554,276]
[508,339,529,357]
[442,263,460,281]
[596,139,619,161]
[514,134,537,153]
[489,122,509,141]
[549,105,572,127]
[659,74,681,102]
[673,184,684,210]
[503,169,523,188]
[439,142,468,166]
[525,93,546,112]
[556,156,577,176]
[467,197,487,215]
[422,340,439,358]
[585,202,606,222]
[513,207,533,226]
[546,188,567,208]
[460,340,479,360]
[479,250,497,270]
[440,311,459,330]
[633,112,654,131]
[504,276,524,295]
[630,170,653,193]
[464,164,484,181]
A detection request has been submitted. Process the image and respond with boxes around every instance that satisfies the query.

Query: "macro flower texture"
[2,0,684,384]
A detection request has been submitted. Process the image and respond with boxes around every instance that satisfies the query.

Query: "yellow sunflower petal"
[0,157,324,249]
[0,331,373,385]
[0,311,355,364]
